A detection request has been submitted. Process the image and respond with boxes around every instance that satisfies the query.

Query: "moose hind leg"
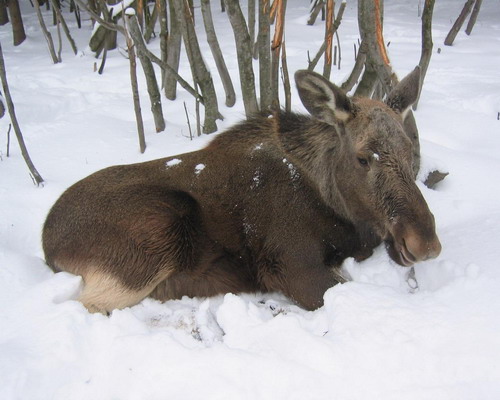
[77,190,202,314]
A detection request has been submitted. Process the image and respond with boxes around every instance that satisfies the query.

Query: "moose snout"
[403,231,442,263]
[388,221,442,267]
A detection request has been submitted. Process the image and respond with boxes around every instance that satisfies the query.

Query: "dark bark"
[164,0,182,100]
[225,0,259,117]
[127,14,165,133]
[465,0,482,35]
[444,0,474,46]
[413,0,435,110]
[0,0,9,26]
[7,0,26,46]
[201,0,236,108]
[73,1,81,29]
[424,170,449,189]
[258,0,272,113]
[173,0,219,133]
[0,40,43,184]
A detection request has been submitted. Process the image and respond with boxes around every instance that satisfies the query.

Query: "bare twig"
[0,40,43,184]
[307,1,345,72]
[6,123,10,157]
[183,101,193,141]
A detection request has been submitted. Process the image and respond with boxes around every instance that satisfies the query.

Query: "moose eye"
[357,157,369,167]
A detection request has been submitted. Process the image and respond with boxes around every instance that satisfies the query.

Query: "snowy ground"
[1,1,500,399]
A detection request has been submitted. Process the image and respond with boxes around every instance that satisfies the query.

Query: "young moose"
[43,69,441,313]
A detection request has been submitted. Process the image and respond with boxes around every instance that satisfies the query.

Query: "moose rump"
[42,69,441,314]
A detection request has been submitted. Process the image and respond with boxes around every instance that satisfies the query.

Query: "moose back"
[42,69,441,313]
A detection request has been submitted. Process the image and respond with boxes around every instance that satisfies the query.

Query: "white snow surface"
[1,1,500,399]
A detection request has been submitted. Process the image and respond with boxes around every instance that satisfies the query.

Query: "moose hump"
[42,69,441,314]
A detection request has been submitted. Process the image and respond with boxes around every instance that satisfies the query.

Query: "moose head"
[288,68,441,266]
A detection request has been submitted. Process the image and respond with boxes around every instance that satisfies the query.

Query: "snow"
[195,163,206,175]
[165,158,182,167]
[1,1,500,399]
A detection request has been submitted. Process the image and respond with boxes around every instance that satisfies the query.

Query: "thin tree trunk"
[164,0,182,100]
[124,15,146,153]
[34,0,60,63]
[7,0,26,46]
[225,0,259,117]
[0,40,43,184]
[201,0,236,108]
[465,0,482,35]
[248,0,256,50]
[259,0,272,113]
[0,0,9,26]
[158,0,167,84]
[173,0,219,133]
[444,0,474,46]
[127,14,165,133]
[270,0,286,111]
[413,0,435,110]
[323,0,334,79]
[50,0,78,55]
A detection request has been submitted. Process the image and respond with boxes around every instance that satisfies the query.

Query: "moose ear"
[385,66,421,115]
[295,70,354,125]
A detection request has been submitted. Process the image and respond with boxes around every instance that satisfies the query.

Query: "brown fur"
[42,69,441,313]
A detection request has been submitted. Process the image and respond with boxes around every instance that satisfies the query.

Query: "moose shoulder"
[42,69,441,314]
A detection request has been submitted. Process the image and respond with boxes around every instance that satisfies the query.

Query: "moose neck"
[276,113,353,223]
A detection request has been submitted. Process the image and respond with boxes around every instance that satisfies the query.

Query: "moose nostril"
[404,235,441,262]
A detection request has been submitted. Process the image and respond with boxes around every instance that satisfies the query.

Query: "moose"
[43,69,441,314]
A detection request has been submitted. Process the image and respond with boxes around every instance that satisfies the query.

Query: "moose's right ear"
[295,70,354,125]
